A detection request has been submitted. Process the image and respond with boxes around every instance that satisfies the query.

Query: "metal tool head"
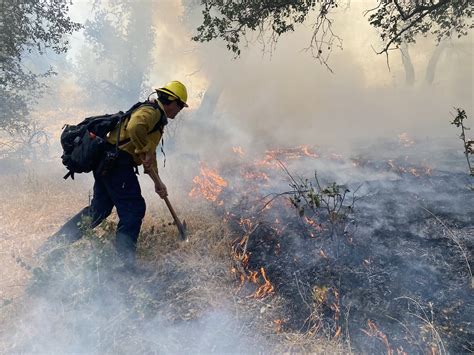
[178,219,188,241]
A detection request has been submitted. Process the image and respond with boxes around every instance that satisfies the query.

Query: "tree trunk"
[400,43,415,86]
[424,42,447,85]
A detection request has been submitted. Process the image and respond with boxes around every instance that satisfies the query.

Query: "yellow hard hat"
[156,80,188,107]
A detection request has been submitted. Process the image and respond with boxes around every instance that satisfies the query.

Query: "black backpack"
[60,101,167,180]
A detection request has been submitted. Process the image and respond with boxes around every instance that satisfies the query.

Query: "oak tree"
[192,0,473,70]
[0,0,81,132]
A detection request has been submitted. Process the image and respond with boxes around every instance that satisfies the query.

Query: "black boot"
[115,231,137,269]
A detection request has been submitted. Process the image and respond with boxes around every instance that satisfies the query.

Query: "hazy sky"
[66,0,472,152]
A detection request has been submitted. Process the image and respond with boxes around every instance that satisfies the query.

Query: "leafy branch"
[450,108,473,176]
[288,170,359,233]
[192,0,472,70]
[192,0,343,70]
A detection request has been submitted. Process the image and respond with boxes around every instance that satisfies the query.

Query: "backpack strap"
[117,101,168,146]
[63,171,74,180]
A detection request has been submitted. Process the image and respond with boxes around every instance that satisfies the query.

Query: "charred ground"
[212,140,473,354]
[0,138,472,354]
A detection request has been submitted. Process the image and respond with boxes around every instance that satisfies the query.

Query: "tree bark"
[424,42,446,85]
[400,43,415,86]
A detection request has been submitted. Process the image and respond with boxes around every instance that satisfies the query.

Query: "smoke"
[2,219,270,354]
[203,137,473,352]
[39,0,473,170]
[2,0,473,353]
[150,1,473,158]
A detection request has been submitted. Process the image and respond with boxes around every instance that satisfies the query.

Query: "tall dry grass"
[0,163,346,353]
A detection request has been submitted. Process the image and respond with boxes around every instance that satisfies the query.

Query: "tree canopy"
[192,0,473,69]
[0,0,81,132]
[76,0,155,109]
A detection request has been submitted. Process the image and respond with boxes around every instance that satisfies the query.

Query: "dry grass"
[0,163,347,353]
[138,210,344,353]
[0,164,89,301]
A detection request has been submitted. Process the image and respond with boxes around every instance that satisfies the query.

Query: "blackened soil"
[229,171,474,353]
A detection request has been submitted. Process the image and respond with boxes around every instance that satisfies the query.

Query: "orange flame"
[253,267,275,299]
[238,218,255,234]
[301,145,320,158]
[387,159,432,177]
[254,145,320,168]
[231,234,275,299]
[361,319,393,355]
[189,162,228,202]
[249,270,259,283]
[304,216,322,234]
[232,146,245,157]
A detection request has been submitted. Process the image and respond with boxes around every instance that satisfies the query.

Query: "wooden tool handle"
[164,196,179,222]
[146,168,186,240]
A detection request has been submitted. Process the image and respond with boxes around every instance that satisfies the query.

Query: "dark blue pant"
[55,151,145,262]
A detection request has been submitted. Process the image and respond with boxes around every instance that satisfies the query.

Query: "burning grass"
[0,162,347,353]
[0,136,472,353]
[187,140,474,354]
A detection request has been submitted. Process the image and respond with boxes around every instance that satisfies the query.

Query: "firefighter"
[52,81,188,265]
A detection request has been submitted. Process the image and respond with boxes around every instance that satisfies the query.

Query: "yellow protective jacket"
[107,100,166,172]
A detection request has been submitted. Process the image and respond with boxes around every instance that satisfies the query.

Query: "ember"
[361,320,394,354]
[387,159,432,177]
[254,145,320,168]
[350,156,433,177]
[303,216,322,236]
[185,142,471,353]
[253,267,275,299]
[189,162,228,202]
[209,143,472,353]
[231,221,275,299]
